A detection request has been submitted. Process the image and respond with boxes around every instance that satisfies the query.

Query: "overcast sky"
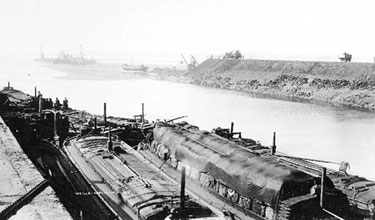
[1,0,374,63]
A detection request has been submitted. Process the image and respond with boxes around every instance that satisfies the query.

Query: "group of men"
[54,97,69,110]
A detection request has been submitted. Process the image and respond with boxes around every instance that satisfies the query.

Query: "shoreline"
[45,60,375,112]
[151,59,375,112]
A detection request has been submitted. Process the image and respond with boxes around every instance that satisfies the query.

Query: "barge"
[138,121,375,220]
[2,84,374,219]
[63,133,224,220]
[211,124,375,219]
[0,85,226,220]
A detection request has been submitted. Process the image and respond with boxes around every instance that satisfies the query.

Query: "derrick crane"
[181,54,198,71]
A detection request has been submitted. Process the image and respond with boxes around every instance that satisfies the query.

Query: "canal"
[1,59,375,180]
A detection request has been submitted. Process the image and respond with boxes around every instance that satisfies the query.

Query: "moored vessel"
[63,133,225,220]
[122,63,149,72]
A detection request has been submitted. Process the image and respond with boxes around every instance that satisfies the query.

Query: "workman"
[63,97,69,110]
[55,97,61,110]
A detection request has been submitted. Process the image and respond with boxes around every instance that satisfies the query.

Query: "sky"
[0,0,375,63]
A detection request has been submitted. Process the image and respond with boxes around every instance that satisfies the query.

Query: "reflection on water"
[1,60,375,180]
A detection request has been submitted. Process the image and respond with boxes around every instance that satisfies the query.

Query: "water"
[1,59,375,180]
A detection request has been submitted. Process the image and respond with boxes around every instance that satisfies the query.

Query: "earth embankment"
[153,59,375,111]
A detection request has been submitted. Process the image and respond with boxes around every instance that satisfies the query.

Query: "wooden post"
[103,102,107,126]
[180,166,186,218]
[320,167,326,208]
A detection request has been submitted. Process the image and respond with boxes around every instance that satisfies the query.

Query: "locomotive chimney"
[34,86,37,97]
[180,166,186,218]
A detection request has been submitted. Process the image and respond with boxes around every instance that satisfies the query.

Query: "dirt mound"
[196,58,375,80]
[189,59,375,111]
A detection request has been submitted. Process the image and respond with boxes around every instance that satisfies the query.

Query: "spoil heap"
[155,58,375,111]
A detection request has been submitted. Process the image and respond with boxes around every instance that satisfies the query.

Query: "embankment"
[0,116,71,220]
[152,59,375,111]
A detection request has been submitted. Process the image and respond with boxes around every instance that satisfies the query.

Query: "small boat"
[122,64,149,72]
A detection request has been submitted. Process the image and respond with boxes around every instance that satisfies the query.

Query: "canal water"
[1,59,375,180]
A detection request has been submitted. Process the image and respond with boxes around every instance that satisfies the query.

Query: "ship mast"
[40,46,44,59]
[80,44,84,58]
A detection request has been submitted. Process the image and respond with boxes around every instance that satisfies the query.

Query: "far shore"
[46,60,375,112]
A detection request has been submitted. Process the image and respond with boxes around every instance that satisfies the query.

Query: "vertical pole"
[34,87,37,97]
[38,93,43,113]
[54,113,58,137]
[180,166,186,218]
[54,112,59,146]
[230,122,234,137]
[7,82,10,88]
[103,102,107,126]
[141,103,144,124]
[109,126,112,141]
[107,126,113,151]
[271,132,276,155]
[94,117,97,130]
[320,167,326,208]
[80,210,83,220]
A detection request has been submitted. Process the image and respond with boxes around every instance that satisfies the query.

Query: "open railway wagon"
[146,121,356,220]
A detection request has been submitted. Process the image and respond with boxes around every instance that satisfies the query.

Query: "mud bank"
[152,59,375,111]
[0,116,71,220]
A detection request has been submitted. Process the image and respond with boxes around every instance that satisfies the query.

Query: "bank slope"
[157,59,375,111]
